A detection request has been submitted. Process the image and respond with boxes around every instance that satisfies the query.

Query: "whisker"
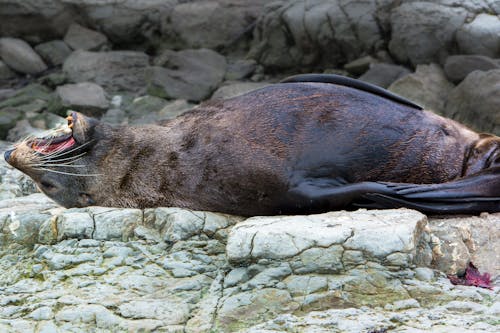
[33,167,102,177]
[40,152,87,163]
[31,164,87,168]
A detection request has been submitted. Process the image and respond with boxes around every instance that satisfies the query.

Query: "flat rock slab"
[51,82,109,117]
[63,50,149,93]
[227,209,428,270]
[147,48,227,102]
[63,23,108,51]
[0,192,498,332]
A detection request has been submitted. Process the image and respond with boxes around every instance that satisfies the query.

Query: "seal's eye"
[40,180,56,191]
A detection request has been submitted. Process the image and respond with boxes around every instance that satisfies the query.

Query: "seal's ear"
[70,111,101,144]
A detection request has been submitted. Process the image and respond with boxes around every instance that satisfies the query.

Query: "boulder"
[249,0,383,70]
[49,82,109,117]
[0,108,24,139]
[63,50,150,93]
[0,37,48,74]
[389,2,467,66]
[63,23,109,51]
[165,1,266,50]
[0,83,53,114]
[457,14,500,58]
[359,63,411,88]
[343,56,378,76]
[34,40,72,66]
[0,60,17,80]
[225,59,257,81]
[388,64,454,114]
[444,69,500,134]
[147,49,226,101]
[444,55,500,83]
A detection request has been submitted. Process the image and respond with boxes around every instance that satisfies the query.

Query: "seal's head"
[464,134,500,176]
[4,112,101,207]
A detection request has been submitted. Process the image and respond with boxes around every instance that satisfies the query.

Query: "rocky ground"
[0,0,499,332]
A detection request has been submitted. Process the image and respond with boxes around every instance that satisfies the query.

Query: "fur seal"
[4,74,500,216]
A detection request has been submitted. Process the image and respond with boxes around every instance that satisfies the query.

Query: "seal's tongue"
[32,136,76,154]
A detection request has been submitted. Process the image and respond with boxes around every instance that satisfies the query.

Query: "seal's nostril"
[4,149,13,162]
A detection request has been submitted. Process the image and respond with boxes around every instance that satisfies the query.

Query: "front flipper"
[288,178,397,212]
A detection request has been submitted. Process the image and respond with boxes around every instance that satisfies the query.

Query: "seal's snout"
[4,149,13,162]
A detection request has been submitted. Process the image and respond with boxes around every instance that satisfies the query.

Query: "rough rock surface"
[63,23,109,51]
[33,40,72,67]
[389,2,467,66]
[249,0,383,70]
[147,48,226,101]
[457,13,500,58]
[0,37,48,75]
[50,82,109,117]
[444,55,500,83]
[0,60,16,80]
[165,1,267,50]
[63,50,150,94]
[444,69,500,135]
[0,168,498,332]
[388,64,454,114]
[359,63,411,88]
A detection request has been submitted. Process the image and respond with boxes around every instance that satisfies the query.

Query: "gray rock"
[359,63,411,88]
[0,199,499,332]
[389,3,467,66]
[225,59,258,81]
[344,55,377,76]
[50,82,109,117]
[388,64,454,114]
[444,55,500,83]
[444,69,500,134]
[0,60,16,80]
[147,49,226,101]
[63,23,109,51]
[211,82,270,100]
[118,300,190,323]
[414,267,435,282]
[123,95,167,125]
[249,0,383,70]
[34,40,72,66]
[0,37,48,74]
[0,108,24,140]
[63,50,150,94]
[91,207,142,241]
[0,83,53,112]
[457,14,500,58]
[429,214,500,278]
[227,209,428,268]
[166,1,266,50]
[56,211,94,242]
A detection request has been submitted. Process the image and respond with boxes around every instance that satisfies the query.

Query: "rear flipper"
[358,168,500,214]
[360,193,500,214]
[290,168,500,214]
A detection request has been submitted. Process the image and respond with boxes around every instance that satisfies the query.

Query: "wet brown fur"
[6,82,499,215]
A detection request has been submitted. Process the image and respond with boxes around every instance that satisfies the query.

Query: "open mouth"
[31,113,77,154]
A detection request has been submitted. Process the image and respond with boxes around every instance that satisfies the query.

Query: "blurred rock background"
[0,1,499,332]
[0,0,499,139]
